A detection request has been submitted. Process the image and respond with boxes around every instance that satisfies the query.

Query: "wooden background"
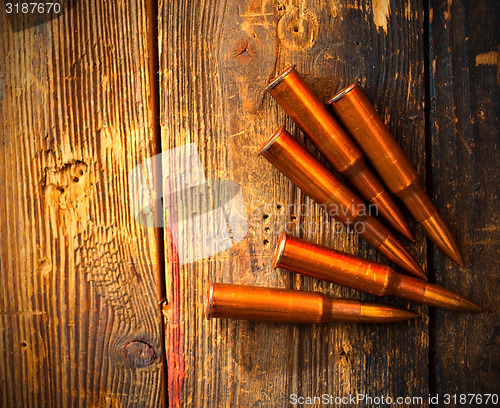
[1,0,498,407]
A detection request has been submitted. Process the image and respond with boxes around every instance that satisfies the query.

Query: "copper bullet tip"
[369,191,415,241]
[359,303,419,323]
[378,234,427,280]
[420,213,463,265]
[422,284,481,312]
[468,303,482,313]
[265,65,296,91]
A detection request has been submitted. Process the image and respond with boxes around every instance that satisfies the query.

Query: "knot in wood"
[233,39,255,63]
[124,340,156,368]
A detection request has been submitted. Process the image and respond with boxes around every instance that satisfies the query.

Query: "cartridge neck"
[323,297,361,322]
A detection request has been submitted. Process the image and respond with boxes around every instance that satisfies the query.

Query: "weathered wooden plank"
[0,1,163,406]
[160,0,429,406]
[428,0,500,400]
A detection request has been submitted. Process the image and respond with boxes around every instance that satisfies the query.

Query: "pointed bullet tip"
[369,192,414,243]
[360,303,419,322]
[388,308,419,322]
[446,243,464,265]
[419,213,464,266]
[388,310,419,321]
[454,254,464,266]
[378,235,426,280]
[401,228,415,242]
[451,301,481,312]
[466,303,482,313]
[422,284,482,312]
[404,259,427,281]
[414,269,428,281]
[396,217,415,242]
[404,310,420,320]
[445,248,463,266]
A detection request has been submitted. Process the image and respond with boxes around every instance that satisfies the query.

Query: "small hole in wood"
[263,239,269,246]
[263,214,270,220]
[276,204,282,210]
[293,26,299,33]
[79,170,84,176]
[73,177,79,183]
[20,341,27,348]
[264,227,270,232]
[477,108,485,118]
[290,215,297,221]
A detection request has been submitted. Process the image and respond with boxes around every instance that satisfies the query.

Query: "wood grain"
[0,1,163,406]
[427,0,500,400]
[5,0,495,404]
[160,0,429,406]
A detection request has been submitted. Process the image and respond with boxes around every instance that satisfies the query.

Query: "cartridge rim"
[265,65,296,91]
[272,232,288,269]
[206,282,214,319]
[257,125,286,156]
[326,82,358,105]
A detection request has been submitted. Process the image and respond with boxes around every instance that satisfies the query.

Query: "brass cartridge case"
[207,282,418,323]
[258,126,426,280]
[327,84,463,265]
[266,66,413,241]
[274,234,480,312]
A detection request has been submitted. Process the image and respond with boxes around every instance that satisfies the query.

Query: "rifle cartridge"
[274,233,480,312]
[266,66,413,241]
[207,282,418,323]
[258,126,425,279]
[327,84,462,265]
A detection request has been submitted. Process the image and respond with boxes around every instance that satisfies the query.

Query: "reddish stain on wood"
[164,227,185,408]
